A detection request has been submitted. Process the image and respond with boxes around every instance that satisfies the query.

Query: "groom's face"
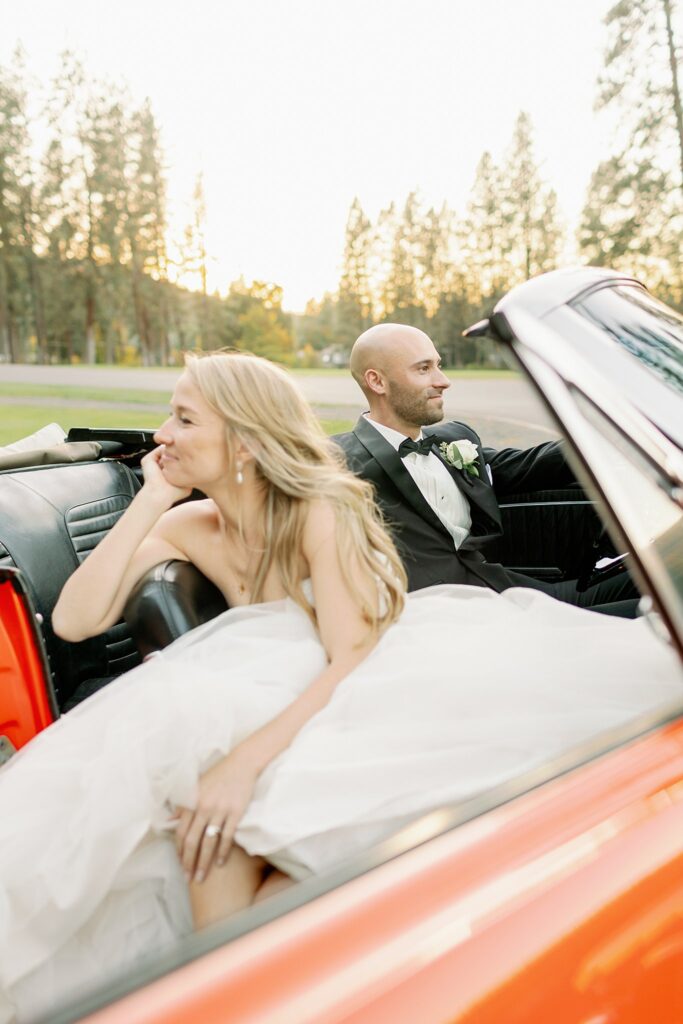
[383,337,450,428]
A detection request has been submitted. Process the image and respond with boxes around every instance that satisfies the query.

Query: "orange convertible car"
[1,267,683,1024]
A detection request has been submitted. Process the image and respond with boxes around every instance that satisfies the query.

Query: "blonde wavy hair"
[184,349,407,633]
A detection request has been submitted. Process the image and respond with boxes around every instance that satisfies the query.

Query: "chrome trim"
[499,306,683,487]
[496,336,683,654]
[499,500,595,509]
[492,266,642,320]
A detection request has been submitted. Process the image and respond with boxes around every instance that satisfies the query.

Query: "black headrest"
[124,559,229,659]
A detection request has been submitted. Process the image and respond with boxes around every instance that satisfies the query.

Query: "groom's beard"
[385,380,445,428]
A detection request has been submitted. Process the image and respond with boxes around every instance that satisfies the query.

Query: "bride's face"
[154,372,231,490]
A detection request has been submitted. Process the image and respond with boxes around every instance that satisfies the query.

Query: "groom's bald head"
[350,324,430,396]
[349,323,450,435]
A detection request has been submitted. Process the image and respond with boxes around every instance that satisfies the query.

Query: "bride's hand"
[140,446,191,505]
[175,749,259,883]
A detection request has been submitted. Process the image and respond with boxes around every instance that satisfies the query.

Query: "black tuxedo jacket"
[333,417,574,592]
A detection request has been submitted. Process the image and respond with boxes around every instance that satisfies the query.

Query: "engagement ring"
[204,824,222,839]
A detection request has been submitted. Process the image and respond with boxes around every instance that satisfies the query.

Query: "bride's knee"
[189,846,267,928]
[253,868,294,904]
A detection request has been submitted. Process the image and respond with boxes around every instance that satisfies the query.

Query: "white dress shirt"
[365,416,472,550]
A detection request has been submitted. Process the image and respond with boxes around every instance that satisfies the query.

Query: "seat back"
[124,559,229,659]
[0,459,143,710]
[482,488,602,580]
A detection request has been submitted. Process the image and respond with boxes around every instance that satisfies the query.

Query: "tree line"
[297,111,563,367]
[0,50,294,367]
[301,0,682,366]
[0,0,680,367]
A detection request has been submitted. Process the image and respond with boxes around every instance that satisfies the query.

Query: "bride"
[0,350,679,1023]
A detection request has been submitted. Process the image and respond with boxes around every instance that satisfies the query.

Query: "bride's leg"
[253,868,295,904]
[189,846,267,929]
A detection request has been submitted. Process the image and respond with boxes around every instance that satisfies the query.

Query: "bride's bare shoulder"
[158,498,220,544]
[302,499,337,559]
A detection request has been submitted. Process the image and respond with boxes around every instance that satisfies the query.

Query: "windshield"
[571,285,683,397]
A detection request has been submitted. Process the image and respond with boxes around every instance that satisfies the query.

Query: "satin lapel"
[427,433,502,532]
[353,419,451,537]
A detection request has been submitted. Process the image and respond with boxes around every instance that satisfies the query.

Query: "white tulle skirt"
[0,585,680,1022]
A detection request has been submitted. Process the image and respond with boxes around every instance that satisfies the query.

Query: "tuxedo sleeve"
[483,440,578,498]
[331,432,366,474]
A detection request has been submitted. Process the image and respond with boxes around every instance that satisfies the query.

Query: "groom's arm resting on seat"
[483,440,577,500]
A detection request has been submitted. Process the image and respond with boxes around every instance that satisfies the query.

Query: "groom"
[333,323,639,616]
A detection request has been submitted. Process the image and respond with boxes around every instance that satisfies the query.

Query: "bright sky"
[7,0,623,310]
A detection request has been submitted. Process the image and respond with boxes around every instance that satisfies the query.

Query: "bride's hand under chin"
[141,446,192,505]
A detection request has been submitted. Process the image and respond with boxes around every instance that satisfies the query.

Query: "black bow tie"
[398,436,434,458]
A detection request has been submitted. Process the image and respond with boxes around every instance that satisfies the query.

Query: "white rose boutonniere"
[439,439,480,478]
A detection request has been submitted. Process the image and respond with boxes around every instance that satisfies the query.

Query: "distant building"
[319,345,350,367]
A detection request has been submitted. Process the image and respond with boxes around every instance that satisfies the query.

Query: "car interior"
[0,421,624,757]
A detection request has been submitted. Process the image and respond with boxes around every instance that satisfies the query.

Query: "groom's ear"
[364,368,386,396]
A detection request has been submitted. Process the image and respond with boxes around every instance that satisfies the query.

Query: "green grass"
[19,363,182,376]
[2,364,516,381]
[0,406,162,445]
[320,419,353,435]
[0,383,350,411]
[0,383,169,404]
[293,367,516,379]
[0,404,352,446]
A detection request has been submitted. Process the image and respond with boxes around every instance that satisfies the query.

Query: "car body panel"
[71,716,683,1024]
[0,568,55,755]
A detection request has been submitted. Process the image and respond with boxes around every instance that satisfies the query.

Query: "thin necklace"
[219,506,265,597]
[234,537,264,596]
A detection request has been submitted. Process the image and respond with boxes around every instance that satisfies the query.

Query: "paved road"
[0,364,558,449]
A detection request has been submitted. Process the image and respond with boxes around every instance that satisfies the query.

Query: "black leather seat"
[0,459,143,711]
[124,559,228,660]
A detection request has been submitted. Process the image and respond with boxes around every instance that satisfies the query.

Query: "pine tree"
[598,0,683,190]
[581,0,683,306]
[179,172,213,350]
[39,135,83,363]
[46,53,104,363]
[126,100,169,364]
[459,151,506,306]
[0,51,31,361]
[378,192,425,327]
[499,112,563,285]
[417,202,453,318]
[338,197,373,342]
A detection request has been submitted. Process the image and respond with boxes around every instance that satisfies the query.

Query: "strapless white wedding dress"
[0,583,680,1022]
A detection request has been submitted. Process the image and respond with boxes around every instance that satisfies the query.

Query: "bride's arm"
[52,448,191,643]
[177,499,381,882]
[244,499,380,765]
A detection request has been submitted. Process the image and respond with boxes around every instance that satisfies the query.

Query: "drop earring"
[236,459,244,485]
